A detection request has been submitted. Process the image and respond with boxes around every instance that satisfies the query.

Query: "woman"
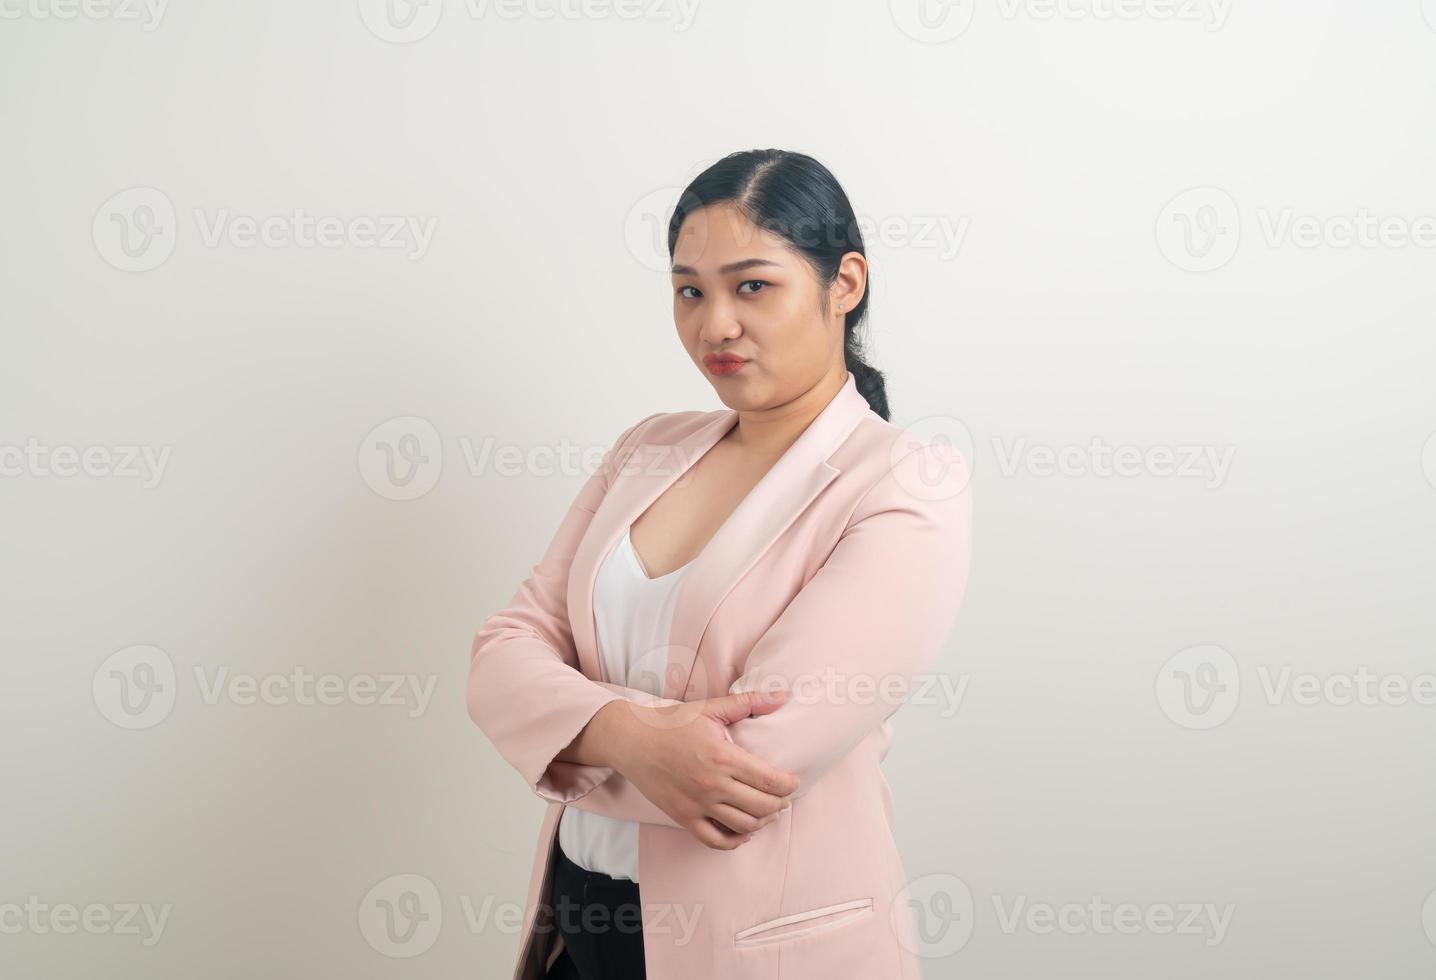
[468,149,972,979]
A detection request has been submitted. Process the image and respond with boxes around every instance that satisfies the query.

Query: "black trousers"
[544,845,646,980]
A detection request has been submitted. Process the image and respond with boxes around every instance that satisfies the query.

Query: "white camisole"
[556,524,695,883]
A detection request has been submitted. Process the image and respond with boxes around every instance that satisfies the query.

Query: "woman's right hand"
[604,691,800,850]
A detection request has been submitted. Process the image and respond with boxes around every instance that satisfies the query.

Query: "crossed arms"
[467,414,972,830]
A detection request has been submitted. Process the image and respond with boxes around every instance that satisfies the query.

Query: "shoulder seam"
[843,441,965,532]
[601,411,666,494]
[616,411,666,454]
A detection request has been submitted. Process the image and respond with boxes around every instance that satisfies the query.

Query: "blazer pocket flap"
[734,898,874,948]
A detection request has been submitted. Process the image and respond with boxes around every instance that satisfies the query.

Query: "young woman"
[468,149,973,979]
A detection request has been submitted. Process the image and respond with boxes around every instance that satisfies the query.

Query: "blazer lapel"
[568,372,872,700]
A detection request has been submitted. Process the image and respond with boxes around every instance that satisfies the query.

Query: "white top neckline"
[623,525,695,581]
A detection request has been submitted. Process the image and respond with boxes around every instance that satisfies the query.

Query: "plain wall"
[2,1,1435,977]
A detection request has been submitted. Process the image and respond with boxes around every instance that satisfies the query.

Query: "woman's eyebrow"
[671,258,782,276]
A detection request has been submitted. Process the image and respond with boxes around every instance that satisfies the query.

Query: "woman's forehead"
[673,207,794,269]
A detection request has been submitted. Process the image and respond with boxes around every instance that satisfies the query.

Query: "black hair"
[666,149,890,421]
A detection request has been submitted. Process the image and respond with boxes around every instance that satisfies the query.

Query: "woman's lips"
[704,356,747,376]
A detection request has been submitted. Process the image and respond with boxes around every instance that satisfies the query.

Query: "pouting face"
[670,202,848,409]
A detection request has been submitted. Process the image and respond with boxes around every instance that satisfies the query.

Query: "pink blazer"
[468,371,973,979]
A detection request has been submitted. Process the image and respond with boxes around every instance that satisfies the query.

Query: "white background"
[2,0,1435,976]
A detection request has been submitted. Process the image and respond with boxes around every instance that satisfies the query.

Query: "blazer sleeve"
[467,410,684,827]
[722,441,973,798]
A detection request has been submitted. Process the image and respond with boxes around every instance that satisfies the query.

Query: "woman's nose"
[698,309,741,343]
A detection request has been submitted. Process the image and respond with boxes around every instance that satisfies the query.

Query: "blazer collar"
[569,371,872,700]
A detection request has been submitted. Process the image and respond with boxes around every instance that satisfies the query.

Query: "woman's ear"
[831,251,868,315]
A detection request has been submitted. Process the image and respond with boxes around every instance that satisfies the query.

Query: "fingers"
[688,817,750,851]
[685,778,794,849]
[703,689,789,725]
[740,689,789,718]
[707,801,781,836]
[724,744,801,798]
[718,779,791,823]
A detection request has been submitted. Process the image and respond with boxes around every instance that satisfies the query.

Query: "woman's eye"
[676,285,700,300]
[738,280,768,294]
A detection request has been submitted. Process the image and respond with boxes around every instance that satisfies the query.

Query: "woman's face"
[670,202,856,408]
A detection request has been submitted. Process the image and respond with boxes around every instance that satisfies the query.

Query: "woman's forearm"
[554,699,646,772]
